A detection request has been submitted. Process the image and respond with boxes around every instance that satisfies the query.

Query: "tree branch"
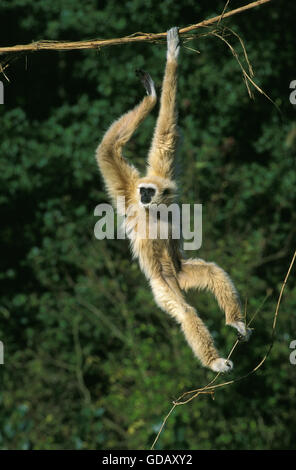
[0,0,271,55]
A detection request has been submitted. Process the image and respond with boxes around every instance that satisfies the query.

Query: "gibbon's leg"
[150,274,233,372]
[96,71,157,205]
[178,259,252,341]
[147,27,180,180]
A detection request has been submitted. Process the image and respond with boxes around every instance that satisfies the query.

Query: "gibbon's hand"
[230,320,253,342]
[167,26,180,61]
[135,69,156,98]
[210,358,233,373]
[237,327,253,343]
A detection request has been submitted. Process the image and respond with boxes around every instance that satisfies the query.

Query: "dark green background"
[0,0,295,450]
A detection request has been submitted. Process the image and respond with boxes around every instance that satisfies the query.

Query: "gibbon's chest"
[124,209,172,244]
[131,237,172,280]
[124,211,172,279]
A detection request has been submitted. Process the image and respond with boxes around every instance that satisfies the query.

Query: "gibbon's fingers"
[210,358,233,373]
[167,26,180,60]
[135,69,156,98]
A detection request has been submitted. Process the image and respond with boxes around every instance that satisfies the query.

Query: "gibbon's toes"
[167,26,180,58]
[229,320,252,342]
[135,69,156,97]
[210,358,233,373]
[237,327,252,343]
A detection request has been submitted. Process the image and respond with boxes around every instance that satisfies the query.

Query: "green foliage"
[0,0,296,450]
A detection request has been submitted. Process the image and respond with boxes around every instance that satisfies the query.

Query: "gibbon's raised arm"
[96,71,157,206]
[147,27,180,180]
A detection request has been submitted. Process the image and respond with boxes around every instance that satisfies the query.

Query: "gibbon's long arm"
[96,72,156,206]
[147,27,179,180]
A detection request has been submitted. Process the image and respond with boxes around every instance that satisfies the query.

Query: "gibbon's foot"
[167,26,180,60]
[210,358,233,373]
[229,321,252,342]
[135,69,156,97]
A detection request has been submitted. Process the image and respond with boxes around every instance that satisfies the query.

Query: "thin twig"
[218,0,231,25]
[169,23,275,106]
[209,29,277,108]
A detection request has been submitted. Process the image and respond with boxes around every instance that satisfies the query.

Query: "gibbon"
[96,27,251,372]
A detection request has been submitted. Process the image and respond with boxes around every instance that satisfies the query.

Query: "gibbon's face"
[138,183,157,206]
[137,178,175,208]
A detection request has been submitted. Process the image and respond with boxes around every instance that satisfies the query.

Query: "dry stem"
[151,249,296,450]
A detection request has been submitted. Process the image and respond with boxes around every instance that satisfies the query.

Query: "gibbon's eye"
[163,189,170,196]
[140,187,156,196]
[147,187,156,196]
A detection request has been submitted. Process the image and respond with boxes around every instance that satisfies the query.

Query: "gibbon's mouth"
[140,202,151,208]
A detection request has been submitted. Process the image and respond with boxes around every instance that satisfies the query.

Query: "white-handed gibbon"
[96,27,251,372]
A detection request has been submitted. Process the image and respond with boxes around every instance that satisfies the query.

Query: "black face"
[140,186,156,204]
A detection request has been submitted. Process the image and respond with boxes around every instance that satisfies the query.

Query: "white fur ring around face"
[210,358,233,373]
